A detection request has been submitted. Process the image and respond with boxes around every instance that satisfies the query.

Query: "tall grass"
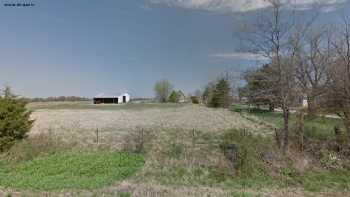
[3,133,77,163]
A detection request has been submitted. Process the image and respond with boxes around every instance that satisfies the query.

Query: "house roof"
[94,93,129,98]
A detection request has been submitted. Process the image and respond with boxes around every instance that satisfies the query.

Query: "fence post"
[192,128,196,149]
[96,128,99,145]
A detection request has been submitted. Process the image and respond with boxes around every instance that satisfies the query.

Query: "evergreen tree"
[202,82,215,105]
[209,78,232,108]
[0,87,33,151]
[240,65,276,111]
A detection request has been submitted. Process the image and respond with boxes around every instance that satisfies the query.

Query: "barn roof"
[94,93,129,98]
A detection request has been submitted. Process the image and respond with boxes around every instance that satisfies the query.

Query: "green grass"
[276,169,350,192]
[297,170,350,192]
[0,152,144,191]
[26,101,187,111]
[230,191,261,197]
[232,104,342,139]
[225,168,350,192]
[118,192,132,197]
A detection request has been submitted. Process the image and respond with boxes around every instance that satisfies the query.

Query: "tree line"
[154,78,233,107]
[153,79,186,103]
[24,96,90,103]
[237,0,350,154]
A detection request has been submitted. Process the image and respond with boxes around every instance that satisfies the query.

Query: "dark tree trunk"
[345,119,350,142]
[275,128,282,149]
[282,105,290,154]
[297,111,305,152]
[307,94,316,114]
[343,111,350,142]
[334,126,342,152]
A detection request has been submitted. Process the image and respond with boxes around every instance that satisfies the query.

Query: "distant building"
[93,93,130,104]
[178,91,186,103]
[302,95,308,108]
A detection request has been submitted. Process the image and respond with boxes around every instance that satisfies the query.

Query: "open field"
[29,103,271,149]
[0,102,349,196]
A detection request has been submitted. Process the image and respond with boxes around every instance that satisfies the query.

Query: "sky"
[0,0,349,98]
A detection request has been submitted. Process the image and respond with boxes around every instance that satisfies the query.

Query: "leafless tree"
[239,0,310,153]
[324,16,350,138]
[295,26,333,113]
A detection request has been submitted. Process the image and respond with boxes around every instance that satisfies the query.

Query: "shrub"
[0,90,34,152]
[220,129,272,177]
[123,129,153,154]
[190,96,200,104]
[232,106,243,113]
[167,142,184,159]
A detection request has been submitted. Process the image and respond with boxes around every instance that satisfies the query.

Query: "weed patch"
[3,133,77,163]
[220,129,273,177]
[0,152,144,191]
[297,170,350,192]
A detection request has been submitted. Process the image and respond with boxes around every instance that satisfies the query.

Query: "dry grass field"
[29,103,271,148]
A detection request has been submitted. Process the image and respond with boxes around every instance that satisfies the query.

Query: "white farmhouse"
[93,93,130,104]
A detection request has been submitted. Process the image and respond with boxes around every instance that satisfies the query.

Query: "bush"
[220,129,272,177]
[167,143,184,159]
[0,93,33,152]
[232,106,243,113]
[123,129,153,154]
[190,96,200,104]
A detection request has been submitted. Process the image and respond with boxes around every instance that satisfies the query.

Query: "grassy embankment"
[230,104,350,192]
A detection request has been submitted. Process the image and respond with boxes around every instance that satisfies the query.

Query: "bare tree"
[239,0,308,153]
[324,16,350,138]
[2,85,16,98]
[295,26,332,113]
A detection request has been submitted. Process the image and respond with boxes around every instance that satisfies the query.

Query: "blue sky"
[0,0,349,98]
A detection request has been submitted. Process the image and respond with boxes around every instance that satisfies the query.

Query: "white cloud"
[149,0,347,12]
[210,52,269,61]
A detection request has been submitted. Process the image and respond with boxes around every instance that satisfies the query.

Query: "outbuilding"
[93,93,130,104]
